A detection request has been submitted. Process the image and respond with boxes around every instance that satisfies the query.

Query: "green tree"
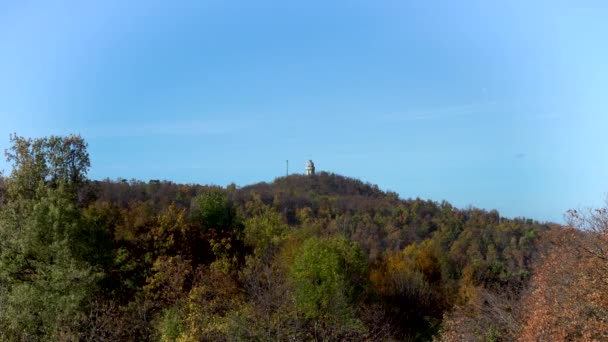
[0,134,100,340]
[290,236,367,336]
[243,203,288,255]
[190,189,236,233]
[4,133,90,200]
[0,185,101,340]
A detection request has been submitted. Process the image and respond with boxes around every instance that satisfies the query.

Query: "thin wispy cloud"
[79,118,248,139]
[383,102,494,123]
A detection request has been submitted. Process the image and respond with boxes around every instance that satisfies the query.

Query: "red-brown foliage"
[519,209,608,341]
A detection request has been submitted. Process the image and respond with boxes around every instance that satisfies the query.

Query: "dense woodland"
[0,134,606,341]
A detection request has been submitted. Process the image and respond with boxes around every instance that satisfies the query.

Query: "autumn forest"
[0,134,606,341]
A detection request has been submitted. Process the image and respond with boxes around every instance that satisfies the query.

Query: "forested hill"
[0,135,562,341]
[90,172,549,262]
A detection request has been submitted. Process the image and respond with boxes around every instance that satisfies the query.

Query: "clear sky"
[1,1,607,222]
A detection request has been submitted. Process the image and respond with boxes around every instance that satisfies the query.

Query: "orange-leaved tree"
[519,207,608,341]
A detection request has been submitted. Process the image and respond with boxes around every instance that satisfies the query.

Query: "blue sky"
[1,1,607,222]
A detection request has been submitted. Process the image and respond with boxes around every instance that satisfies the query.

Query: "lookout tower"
[306,160,315,176]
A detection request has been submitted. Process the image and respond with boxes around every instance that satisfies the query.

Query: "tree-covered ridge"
[0,134,566,341]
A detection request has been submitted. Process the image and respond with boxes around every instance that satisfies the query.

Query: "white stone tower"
[306,160,315,176]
